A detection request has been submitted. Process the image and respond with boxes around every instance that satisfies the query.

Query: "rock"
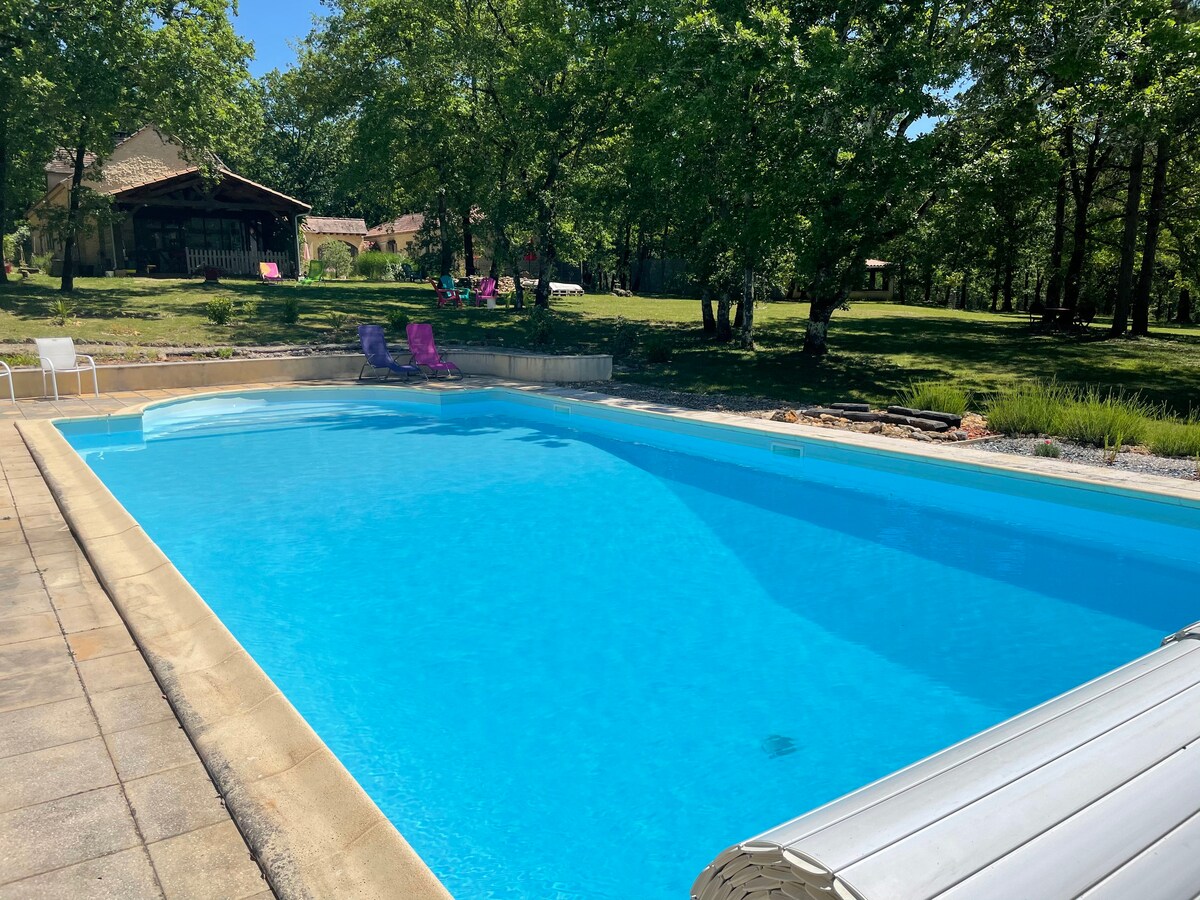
[771,409,800,423]
[802,407,884,423]
[887,405,962,428]
[910,430,933,441]
[880,413,951,432]
[868,423,883,434]
[831,402,871,412]
[953,430,969,441]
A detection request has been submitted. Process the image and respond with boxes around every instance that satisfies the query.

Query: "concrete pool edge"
[15,415,453,900]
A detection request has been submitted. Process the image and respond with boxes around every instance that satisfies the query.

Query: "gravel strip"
[570,381,1200,482]
[972,436,1200,481]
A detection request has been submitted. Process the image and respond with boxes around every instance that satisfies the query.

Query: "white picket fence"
[184,249,295,277]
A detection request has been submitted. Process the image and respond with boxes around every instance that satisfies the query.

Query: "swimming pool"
[59,387,1200,899]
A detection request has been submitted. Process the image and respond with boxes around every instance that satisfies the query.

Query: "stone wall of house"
[302,233,366,260]
[91,127,192,192]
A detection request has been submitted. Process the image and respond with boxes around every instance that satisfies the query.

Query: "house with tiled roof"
[28,126,311,277]
[365,213,426,256]
[300,216,368,264]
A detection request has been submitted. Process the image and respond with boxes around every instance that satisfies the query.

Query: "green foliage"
[898,380,970,416]
[386,308,410,334]
[356,252,412,281]
[279,296,301,325]
[644,335,673,363]
[215,346,234,359]
[316,241,354,279]
[49,297,75,326]
[1146,420,1200,459]
[984,381,1072,436]
[0,353,39,367]
[526,307,555,348]
[1056,389,1153,448]
[325,311,350,335]
[611,317,639,360]
[239,299,259,321]
[1033,440,1062,458]
[31,253,53,273]
[203,296,235,325]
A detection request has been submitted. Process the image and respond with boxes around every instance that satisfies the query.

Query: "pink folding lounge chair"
[406,323,462,378]
[259,262,282,284]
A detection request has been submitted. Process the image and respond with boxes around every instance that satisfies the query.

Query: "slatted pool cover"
[693,622,1200,900]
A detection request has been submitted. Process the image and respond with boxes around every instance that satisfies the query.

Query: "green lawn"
[3,274,1199,414]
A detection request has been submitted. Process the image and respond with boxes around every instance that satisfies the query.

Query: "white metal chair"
[35,337,98,400]
[0,361,14,404]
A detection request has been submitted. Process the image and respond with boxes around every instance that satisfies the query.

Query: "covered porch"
[109,171,311,277]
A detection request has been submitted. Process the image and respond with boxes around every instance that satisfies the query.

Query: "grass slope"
[2,275,1198,413]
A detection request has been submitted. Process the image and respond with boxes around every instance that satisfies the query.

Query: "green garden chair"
[300,259,327,285]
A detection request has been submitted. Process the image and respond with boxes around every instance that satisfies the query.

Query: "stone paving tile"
[0,664,83,714]
[0,736,117,814]
[68,623,137,661]
[0,634,68,677]
[90,682,176,733]
[0,697,98,759]
[125,761,229,843]
[0,611,60,645]
[147,820,268,900]
[105,719,198,782]
[0,786,141,884]
[56,599,123,633]
[0,847,163,900]
[77,650,156,695]
[0,592,53,619]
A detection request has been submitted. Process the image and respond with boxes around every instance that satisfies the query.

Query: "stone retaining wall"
[4,349,612,399]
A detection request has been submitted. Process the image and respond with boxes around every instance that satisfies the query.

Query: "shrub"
[386,308,409,334]
[355,251,412,281]
[215,347,234,359]
[203,296,235,325]
[898,380,970,416]
[984,380,1070,436]
[1,352,39,367]
[527,306,555,347]
[326,311,349,336]
[239,299,259,321]
[645,335,673,363]
[1033,440,1062,458]
[611,317,639,360]
[49,298,76,326]
[1146,419,1200,458]
[279,296,300,325]
[32,253,53,273]
[1055,388,1153,447]
[316,241,354,278]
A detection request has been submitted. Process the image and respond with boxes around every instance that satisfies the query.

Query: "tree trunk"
[0,115,8,283]
[896,261,907,304]
[701,285,715,334]
[739,265,755,348]
[462,210,476,277]
[630,228,648,293]
[60,137,90,293]
[511,260,524,310]
[733,297,744,328]
[437,191,454,277]
[1001,258,1015,313]
[1045,171,1067,308]
[957,274,968,310]
[1111,141,1146,336]
[989,264,999,312]
[1132,134,1169,336]
[1064,123,1103,313]
[617,220,631,290]
[802,265,844,356]
[1176,288,1192,325]
[922,265,932,305]
[715,289,732,342]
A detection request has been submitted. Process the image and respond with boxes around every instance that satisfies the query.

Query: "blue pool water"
[62,388,1200,899]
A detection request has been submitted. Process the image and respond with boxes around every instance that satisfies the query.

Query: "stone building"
[28,126,310,277]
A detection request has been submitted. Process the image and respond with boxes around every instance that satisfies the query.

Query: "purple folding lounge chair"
[358,325,424,381]
[406,323,462,378]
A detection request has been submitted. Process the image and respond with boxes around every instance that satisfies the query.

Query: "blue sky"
[233,0,326,76]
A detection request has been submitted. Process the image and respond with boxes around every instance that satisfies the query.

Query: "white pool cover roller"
[692,621,1200,900]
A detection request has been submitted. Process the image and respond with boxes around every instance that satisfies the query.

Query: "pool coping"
[16,380,1200,900]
